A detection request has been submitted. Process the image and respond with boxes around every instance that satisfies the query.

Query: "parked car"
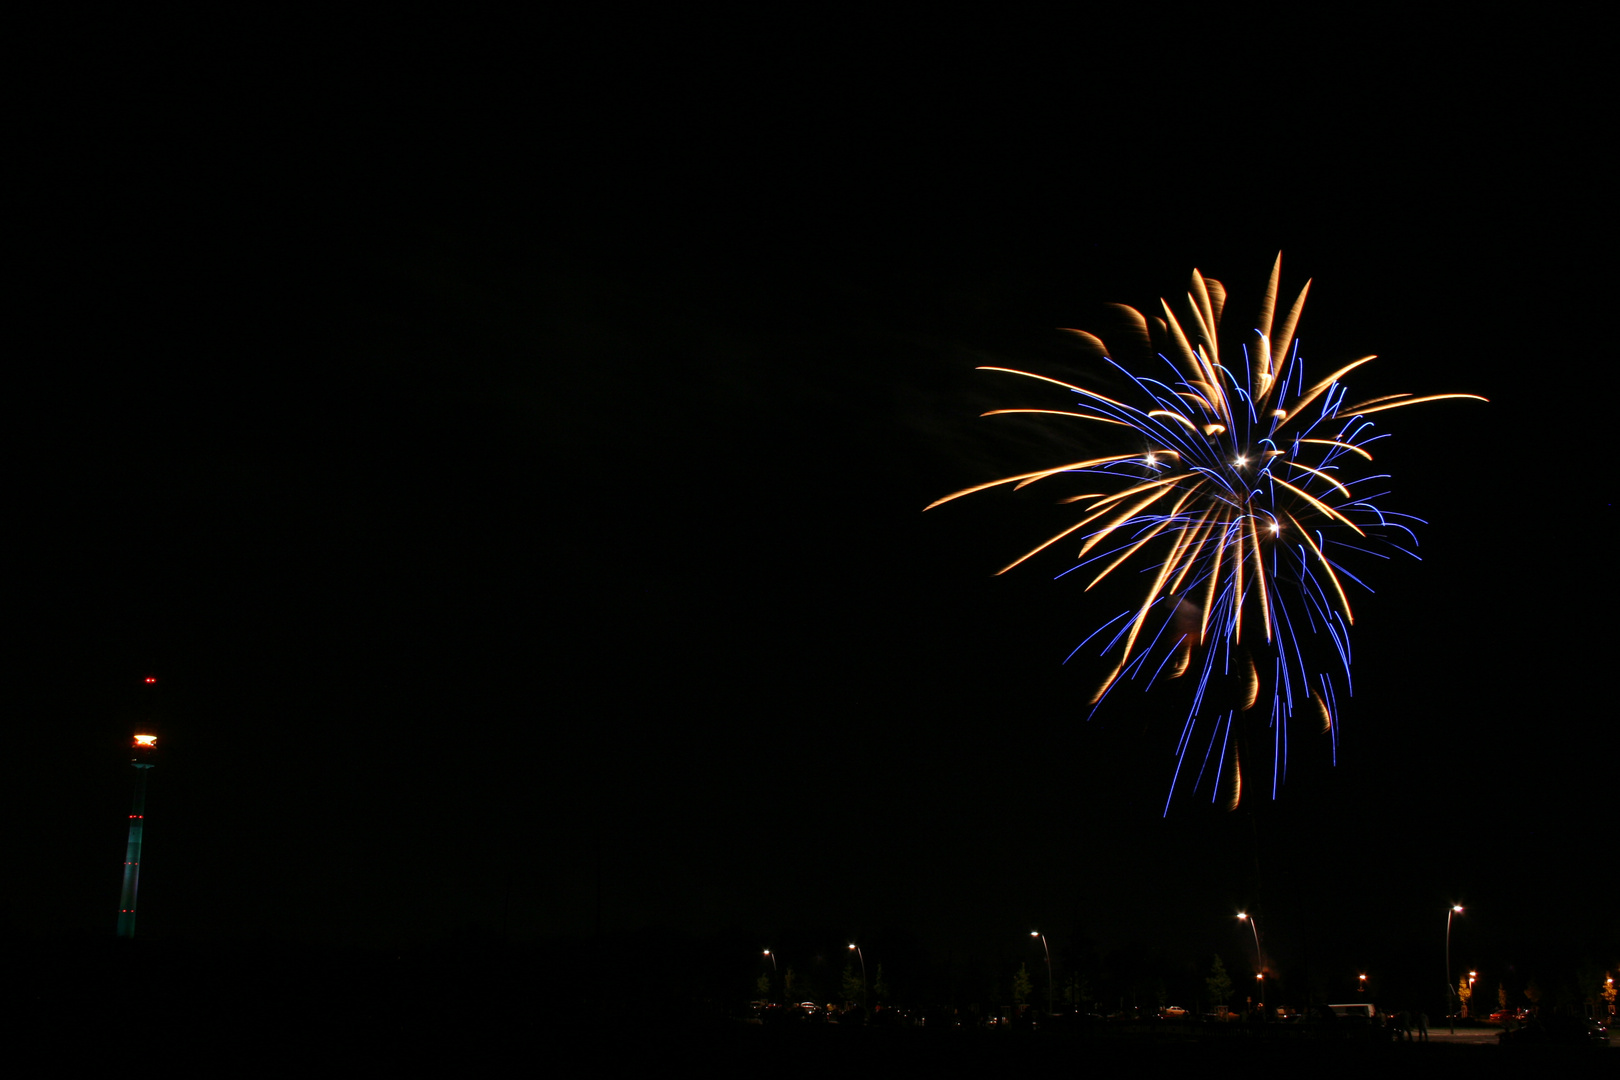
[758,1002,827,1026]
[1498,1015,1609,1046]
[1106,1007,1154,1023]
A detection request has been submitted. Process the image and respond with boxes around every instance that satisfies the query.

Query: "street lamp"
[1446,904,1464,1034]
[763,950,777,1003]
[848,944,867,1012]
[1237,913,1263,1005]
[1031,931,1053,1015]
[1359,974,1367,994]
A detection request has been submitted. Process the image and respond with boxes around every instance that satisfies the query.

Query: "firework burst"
[928,255,1484,813]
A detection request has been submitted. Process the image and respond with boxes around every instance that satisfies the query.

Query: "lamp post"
[763,950,777,1003]
[1446,905,1463,1033]
[1031,931,1053,1016]
[1237,913,1262,1007]
[848,944,867,1012]
[116,734,158,938]
[1359,974,1367,994]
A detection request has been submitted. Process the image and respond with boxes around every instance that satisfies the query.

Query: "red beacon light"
[143,677,157,684]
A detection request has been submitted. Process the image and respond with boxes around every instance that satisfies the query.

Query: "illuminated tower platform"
[116,733,158,938]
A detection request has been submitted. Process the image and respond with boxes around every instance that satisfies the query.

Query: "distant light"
[1453,905,1464,913]
[1234,456,1248,467]
[144,677,157,684]
[133,734,157,748]
[1030,931,1039,937]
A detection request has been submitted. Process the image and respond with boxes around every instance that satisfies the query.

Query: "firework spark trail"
[928,255,1485,812]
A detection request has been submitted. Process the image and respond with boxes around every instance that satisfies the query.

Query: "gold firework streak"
[927,253,1486,811]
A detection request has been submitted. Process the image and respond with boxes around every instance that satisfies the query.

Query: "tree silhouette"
[1012,962,1033,1007]
[873,963,891,1004]
[1205,954,1233,1010]
[841,962,864,1007]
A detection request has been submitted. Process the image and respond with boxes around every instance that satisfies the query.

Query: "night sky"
[15,16,1612,1014]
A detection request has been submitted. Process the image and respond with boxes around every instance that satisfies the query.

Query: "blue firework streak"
[927,255,1484,813]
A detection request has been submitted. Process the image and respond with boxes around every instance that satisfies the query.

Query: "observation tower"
[116,731,158,938]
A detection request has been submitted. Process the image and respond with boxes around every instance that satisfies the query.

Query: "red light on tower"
[144,677,157,684]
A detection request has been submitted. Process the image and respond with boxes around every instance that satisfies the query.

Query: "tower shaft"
[116,764,153,938]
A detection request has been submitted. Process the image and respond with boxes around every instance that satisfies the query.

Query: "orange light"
[133,734,157,748]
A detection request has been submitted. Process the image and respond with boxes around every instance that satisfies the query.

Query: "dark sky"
[15,16,1612,1008]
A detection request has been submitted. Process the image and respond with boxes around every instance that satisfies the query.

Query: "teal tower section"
[116,733,157,938]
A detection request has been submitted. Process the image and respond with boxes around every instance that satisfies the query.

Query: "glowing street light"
[1237,912,1263,1000]
[1446,904,1464,1033]
[1031,931,1053,1016]
[762,949,779,1004]
[848,944,867,1011]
